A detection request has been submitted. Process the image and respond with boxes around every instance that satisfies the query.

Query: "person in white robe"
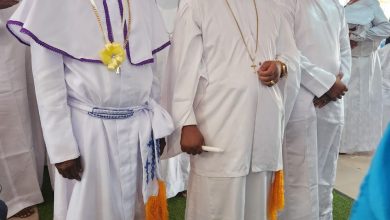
[156,0,190,199]
[165,0,298,219]
[7,0,174,219]
[0,1,43,218]
[278,1,351,220]
[379,39,390,127]
[340,0,390,154]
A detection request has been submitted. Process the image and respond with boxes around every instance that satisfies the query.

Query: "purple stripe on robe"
[117,0,124,19]
[103,0,114,43]
[6,20,171,66]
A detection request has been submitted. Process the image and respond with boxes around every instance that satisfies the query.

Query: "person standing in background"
[0,0,43,218]
[279,0,351,219]
[341,0,390,154]
[156,0,190,199]
[379,36,390,127]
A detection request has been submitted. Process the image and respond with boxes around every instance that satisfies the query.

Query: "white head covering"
[7,0,170,66]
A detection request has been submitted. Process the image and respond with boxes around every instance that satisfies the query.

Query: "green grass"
[38,169,353,220]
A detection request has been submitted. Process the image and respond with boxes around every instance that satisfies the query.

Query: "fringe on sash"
[268,170,285,220]
[145,180,169,220]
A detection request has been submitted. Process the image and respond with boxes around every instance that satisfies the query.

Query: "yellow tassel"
[145,180,169,220]
[268,170,285,220]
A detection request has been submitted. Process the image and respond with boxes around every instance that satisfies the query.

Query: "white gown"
[25,49,47,187]
[0,4,43,218]
[341,0,390,153]
[166,0,298,218]
[7,0,174,220]
[379,44,390,127]
[279,0,351,220]
[157,0,190,199]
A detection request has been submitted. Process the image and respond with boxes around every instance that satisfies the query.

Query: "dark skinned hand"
[180,125,204,155]
[55,157,83,181]
[326,74,348,101]
[313,94,332,108]
[257,61,281,87]
[0,0,19,9]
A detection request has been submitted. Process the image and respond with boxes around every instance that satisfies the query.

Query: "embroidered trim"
[6,20,171,66]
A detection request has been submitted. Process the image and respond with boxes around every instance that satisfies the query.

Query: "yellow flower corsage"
[99,43,126,73]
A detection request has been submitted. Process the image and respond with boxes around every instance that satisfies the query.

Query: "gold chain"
[225,0,259,69]
[89,0,132,48]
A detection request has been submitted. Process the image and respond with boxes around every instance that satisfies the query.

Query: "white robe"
[25,49,47,187]
[166,0,298,218]
[157,0,190,199]
[341,0,390,153]
[0,4,43,218]
[280,0,351,220]
[379,44,390,127]
[7,0,174,220]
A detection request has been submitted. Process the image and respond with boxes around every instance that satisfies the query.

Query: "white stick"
[202,146,224,153]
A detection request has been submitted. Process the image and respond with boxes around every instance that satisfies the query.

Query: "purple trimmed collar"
[6,20,171,66]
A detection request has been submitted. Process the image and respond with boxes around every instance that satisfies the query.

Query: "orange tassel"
[268,170,285,220]
[145,180,169,220]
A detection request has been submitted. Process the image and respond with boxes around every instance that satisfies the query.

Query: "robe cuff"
[183,110,197,126]
[302,70,336,98]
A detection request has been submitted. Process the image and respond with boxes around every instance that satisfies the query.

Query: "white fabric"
[7,0,168,65]
[8,1,174,219]
[0,4,43,217]
[341,55,384,153]
[341,2,390,153]
[379,44,390,127]
[157,0,190,199]
[29,41,173,220]
[165,0,299,177]
[317,120,343,220]
[25,49,47,186]
[279,0,351,219]
[185,171,272,220]
[279,88,319,220]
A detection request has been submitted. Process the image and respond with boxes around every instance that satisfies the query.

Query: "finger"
[259,75,275,82]
[260,61,272,71]
[258,69,274,77]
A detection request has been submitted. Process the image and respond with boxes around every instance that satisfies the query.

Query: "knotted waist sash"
[67,98,174,220]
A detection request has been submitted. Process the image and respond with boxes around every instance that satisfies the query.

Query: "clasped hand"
[257,61,282,87]
[314,74,348,108]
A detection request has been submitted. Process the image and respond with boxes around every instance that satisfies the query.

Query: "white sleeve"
[30,42,80,164]
[300,54,337,98]
[166,0,203,128]
[361,5,390,41]
[339,10,352,85]
[275,1,301,123]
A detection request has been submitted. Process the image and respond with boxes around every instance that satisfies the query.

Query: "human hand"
[0,0,19,9]
[180,125,204,155]
[55,157,83,181]
[326,74,348,101]
[258,61,281,87]
[313,94,332,108]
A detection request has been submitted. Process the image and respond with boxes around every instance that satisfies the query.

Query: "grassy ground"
[38,169,354,220]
